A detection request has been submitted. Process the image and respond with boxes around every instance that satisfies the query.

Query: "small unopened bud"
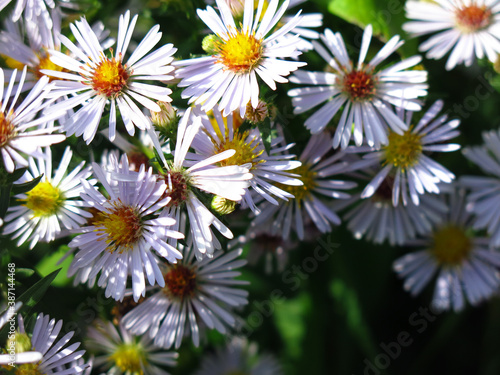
[225,0,245,16]
[151,102,179,143]
[151,101,177,128]
[211,195,237,215]
[202,34,221,55]
[245,100,271,124]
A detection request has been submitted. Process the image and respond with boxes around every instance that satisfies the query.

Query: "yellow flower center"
[15,363,43,375]
[90,56,129,98]
[276,164,316,204]
[216,131,263,169]
[163,264,197,300]
[383,129,422,170]
[431,225,472,266]
[455,5,492,32]
[207,111,263,169]
[0,111,16,148]
[341,70,376,101]
[23,181,64,217]
[216,31,263,74]
[93,203,143,253]
[2,55,25,70]
[35,53,66,81]
[109,343,145,375]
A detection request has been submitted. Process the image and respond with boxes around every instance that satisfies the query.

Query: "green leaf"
[0,184,12,219]
[17,268,61,315]
[326,0,417,56]
[328,0,387,35]
[6,167,28,184]
[274,292,311,359]
[11,174,43,195]
[258,117,273,155]
[329,278,378,359]
[35,246,73,287]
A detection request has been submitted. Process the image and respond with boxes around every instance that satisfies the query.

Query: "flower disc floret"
[216,31,263,74]
[90,56,130,98]
[109,343,146,374]
[164,171,190,207]
[93,203,143,253]
[431,225,472,266]
[214,130,263,169]
[342,69,376,101]
[384,129,422,169]
[277,164,317,203]
[0,112,16,148]
[35,53,64,80]
[23,181,64,217]
[455,5,492,32]
[15,363,43,375]
[163,264,197,300]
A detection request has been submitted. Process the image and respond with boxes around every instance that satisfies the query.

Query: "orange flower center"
[455,5,492,32]
[342,70,376,101]
[0,111,16,148]
[91,56,129,97]
[163,171,189,207]
[93,203,143,253]
[216,31,263,73]
[163,264,197,299]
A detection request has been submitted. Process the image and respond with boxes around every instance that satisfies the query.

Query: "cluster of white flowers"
[3,0,500,373]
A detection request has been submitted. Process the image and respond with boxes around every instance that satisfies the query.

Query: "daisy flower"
[404,0,500,70]
[194,337,283,375]
[68,154,184,302]
[174,0,306,117]
[122,238,249,349]
[191,105,303,213]
[461,128,500,247]
[393,186,500,312]
[0,312,89,374]
[86,320,178,375]
[161,108,252,260]
[288,25,428,149]
[43,10,176,144]
[251,132,357,240]
[356,100,460,206]
[3,146,95,249]
[0,67,65,173]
